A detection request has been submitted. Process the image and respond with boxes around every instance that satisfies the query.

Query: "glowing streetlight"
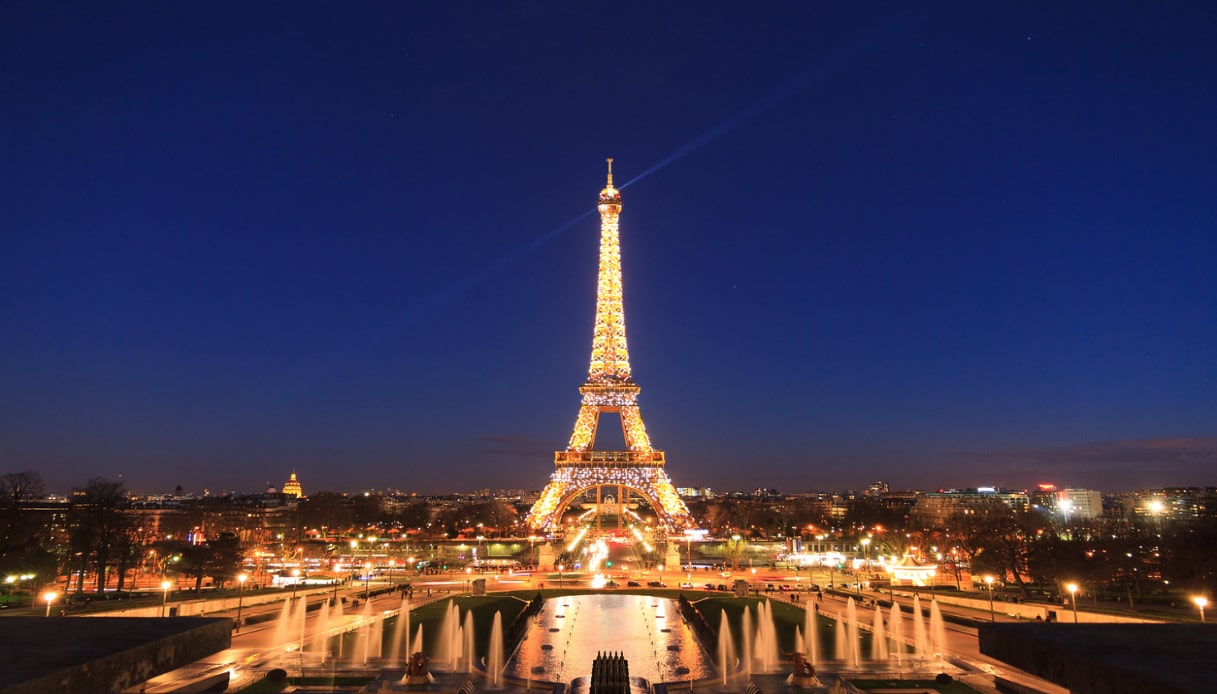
[160,580,172,617]
[365,563,373,600]
[1194,596,1208,622]
[860,537,871,568]
[43,591,58,617]
[291,568,301,600]
[558,564,564,588]
[1066,582,1079,623]
[984,576,995,621]
[388,559,396,589]
[235,573,248,633]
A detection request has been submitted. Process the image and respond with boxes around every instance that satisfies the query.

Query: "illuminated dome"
[282,470,303,498]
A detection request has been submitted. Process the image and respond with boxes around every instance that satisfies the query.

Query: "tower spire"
[606,157,614,187]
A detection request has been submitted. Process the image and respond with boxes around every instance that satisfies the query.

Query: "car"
[703,583,715,590]
[627,581,641,587]
[647,581,666,588]
[717,584,729,591]
[766,583,776,592]
[779,584,792,591]
[807,584,820,592]
[604,580,619,588]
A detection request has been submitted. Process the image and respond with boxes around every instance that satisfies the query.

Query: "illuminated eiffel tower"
[525,160,692,533]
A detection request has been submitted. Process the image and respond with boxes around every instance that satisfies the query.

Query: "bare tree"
[0,471,54,580]
[67,478,130,593]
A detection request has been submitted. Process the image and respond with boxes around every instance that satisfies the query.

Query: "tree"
[67,478,130,593]
[205,533,244,588]
[722,535,747,570]
[0,471,54,580]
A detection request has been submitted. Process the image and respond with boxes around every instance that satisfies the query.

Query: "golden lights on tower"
[525,160,692,532]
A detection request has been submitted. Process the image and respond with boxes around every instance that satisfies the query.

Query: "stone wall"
[0,617,231,694]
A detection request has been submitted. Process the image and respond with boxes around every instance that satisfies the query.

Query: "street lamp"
[465,566,472,593]
[365,562,373,600]
[235,573,248,633]
[860,538,871,568]
[558,564,564,588]
[1194,596,1208,622]
[388,559,396,590]
[43,591,58,617]
[984,576,995,621]
[160,580,172,617]
[291,568,301,600]
[1066,582,1079,623]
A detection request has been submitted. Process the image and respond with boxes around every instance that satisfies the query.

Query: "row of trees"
[1,472,244,594]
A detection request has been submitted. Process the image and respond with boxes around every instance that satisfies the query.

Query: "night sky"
[3,4,1215,496]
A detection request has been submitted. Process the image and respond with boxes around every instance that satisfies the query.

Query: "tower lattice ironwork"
[525,160,692,532]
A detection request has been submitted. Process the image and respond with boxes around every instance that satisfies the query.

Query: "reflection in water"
[505,594,715,685]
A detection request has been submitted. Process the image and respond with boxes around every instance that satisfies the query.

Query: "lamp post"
[984,576,995,621]
[388,559,396,590]
[860,538,871,568]
[751,567,757,594]
[365,563,373,601]
[43,591,58,617]
[160,580,172,617]
[1066,582,1079,623]
[291,568,301,600]
[235,573,248,633]
[1193,596,1208,622]
[558,564,564,588]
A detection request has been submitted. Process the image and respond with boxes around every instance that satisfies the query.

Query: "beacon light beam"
[297,16,906,381]
[619,14,902,191]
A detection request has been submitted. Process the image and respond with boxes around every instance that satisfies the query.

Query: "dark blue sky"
[3,3,1214,496]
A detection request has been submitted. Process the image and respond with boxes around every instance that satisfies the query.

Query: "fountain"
[741,607,754,675]
[871,605,888,661]
[389,598,409,665]
[488,611,504,686]
[844,598,861,667]
[717,609,736,685]
[295,597,309,651]
[912,595,929,659]
[833,618,847,661]
[434,600,462,671]
[889,602,905,663]
[929,598,947,663]
[270,598,293,652]
[311,599,331,662]
[803,607,820,667]
[463,608,476,674]
[754,600,781,672]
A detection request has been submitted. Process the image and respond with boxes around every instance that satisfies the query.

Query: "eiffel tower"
[525,160,692,533]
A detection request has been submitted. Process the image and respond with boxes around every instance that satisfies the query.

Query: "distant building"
[1056,488,1102,520]
[282,470,303,499]
[1119,487,1217,520]
[865,481,890,496]
[910,487,1029,527]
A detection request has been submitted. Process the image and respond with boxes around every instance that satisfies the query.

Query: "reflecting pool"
[504,594,716,685]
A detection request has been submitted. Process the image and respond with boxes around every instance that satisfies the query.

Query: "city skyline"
[3,5,1215,495]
